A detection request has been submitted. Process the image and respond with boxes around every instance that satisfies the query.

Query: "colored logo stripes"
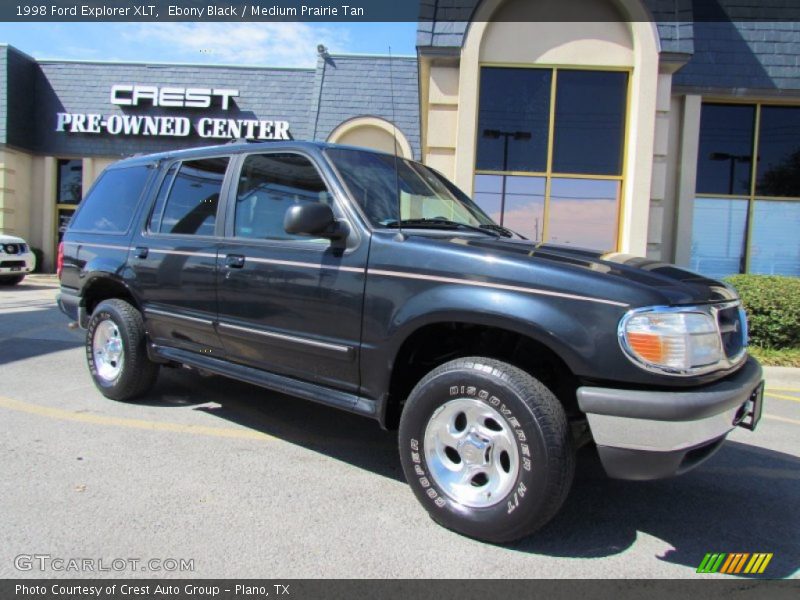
[697,553,773,574]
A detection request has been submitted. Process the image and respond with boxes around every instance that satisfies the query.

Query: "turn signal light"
[626,332,668,364]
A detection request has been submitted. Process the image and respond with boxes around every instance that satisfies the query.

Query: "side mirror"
[284,203,343,239]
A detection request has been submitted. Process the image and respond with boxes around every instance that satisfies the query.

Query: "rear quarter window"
[69,165,152,234]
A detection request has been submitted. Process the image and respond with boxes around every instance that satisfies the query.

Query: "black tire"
[0,275,24,285]
[398,357,574,543]
[85,299,159,401]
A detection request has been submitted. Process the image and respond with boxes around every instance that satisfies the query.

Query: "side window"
[234,153,333,241]
[150,157,229,236]
[69,165,151,233]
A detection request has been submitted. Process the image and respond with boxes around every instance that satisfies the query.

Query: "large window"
[234,153,333,241]
[149,158,229,236]
[691,103,800,278]
[56,158,83,244]
[474,66,628,250]
[57,159,83,205]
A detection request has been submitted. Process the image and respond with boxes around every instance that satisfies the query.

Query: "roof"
[0,48,422,158]
[311,54,420,157]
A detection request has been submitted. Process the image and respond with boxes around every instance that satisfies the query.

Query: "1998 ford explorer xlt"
[58,141,764,542]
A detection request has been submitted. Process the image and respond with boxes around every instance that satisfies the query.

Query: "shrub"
[724,275,800,349]
[31,247,44,273]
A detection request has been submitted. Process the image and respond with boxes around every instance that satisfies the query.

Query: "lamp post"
[709,151,753,272]
[483,129,532,228]
[709,151,752,195]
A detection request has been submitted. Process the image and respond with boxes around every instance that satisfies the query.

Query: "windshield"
[325,147,497,229]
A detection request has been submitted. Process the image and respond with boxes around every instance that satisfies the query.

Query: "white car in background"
[0,234,36,285]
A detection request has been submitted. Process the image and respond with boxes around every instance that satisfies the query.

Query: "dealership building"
[1,0,799,277]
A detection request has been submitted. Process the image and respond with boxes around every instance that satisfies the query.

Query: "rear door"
[128,155,233,357]
[61,163,156,292]
[215,150,367,393]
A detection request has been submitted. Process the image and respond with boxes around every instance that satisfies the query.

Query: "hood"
[0,234,27,245]
[407,233,738,306]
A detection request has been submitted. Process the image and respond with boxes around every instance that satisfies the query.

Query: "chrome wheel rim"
[424,398,520,508]
[92,320,124,383]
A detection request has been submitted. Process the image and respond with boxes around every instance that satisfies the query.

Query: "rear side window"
[149,157,229,236]
[69,165,151,233]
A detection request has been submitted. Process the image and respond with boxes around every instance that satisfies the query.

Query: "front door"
[216,151,366,394]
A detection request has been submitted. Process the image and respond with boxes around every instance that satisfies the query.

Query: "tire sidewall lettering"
[86,309,123,387]
[409,380,539,515]
[86,311,113,379]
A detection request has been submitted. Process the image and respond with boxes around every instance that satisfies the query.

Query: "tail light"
[56,242,64,279]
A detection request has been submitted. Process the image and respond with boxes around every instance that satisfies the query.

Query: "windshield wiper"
[478,223,518,238]
[384,218,501,237]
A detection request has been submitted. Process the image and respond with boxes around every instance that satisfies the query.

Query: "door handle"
[133,246,149,259]
[225,254,246,269]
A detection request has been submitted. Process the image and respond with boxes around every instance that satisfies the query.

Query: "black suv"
[58,141,764,542]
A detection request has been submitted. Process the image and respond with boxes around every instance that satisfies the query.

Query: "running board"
[151,344,378,419]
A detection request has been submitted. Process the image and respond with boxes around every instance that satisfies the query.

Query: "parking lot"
[0,277,798,579]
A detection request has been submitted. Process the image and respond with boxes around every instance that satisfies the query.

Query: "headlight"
[619,308,723,375]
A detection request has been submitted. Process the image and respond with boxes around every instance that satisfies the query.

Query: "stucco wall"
[0,147,33,238]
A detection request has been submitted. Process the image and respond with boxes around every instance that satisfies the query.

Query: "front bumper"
[0,252,35,276]
[577,356,763,480]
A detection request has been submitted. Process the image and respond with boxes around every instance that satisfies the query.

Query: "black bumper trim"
[577,356,763,422]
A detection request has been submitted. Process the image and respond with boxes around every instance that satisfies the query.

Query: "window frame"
[143,153,234,240]
[474,63,631,251]
[695,99,800,274]
[222,148,353,250]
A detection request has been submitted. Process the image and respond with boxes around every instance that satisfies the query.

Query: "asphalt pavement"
[0,276,797,579]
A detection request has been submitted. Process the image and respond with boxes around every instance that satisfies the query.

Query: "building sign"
[55,84,291,140]
[109,85,239,109]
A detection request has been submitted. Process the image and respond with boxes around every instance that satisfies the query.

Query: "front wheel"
[398,357,574,543]
[86,299,159,401]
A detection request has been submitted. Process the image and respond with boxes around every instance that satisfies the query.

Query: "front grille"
[0,260,25,268]
[717,304,746,360]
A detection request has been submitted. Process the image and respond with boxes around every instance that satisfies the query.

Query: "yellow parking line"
[765,392,800,403]
[0,395,274,442]
[764,414,800,426]
[766,387,800,393]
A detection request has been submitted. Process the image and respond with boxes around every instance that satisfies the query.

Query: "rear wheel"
[399,357,574,543]
[86,299,159,401]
